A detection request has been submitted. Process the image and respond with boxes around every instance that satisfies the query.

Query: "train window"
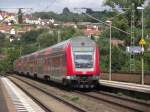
[62,54,66,66]
[74,52,93,68]
[52,57,60,67]
[73,47,94,52]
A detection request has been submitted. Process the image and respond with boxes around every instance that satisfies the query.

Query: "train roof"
[19,36,95,59]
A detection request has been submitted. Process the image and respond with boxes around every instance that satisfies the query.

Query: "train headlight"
[66,76,76,80]
[66,76,71,79]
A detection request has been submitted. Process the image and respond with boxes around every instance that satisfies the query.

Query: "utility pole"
[130,3,135,72]
[137,6,145,85]
[57,30,61,43]
[141,7,144,85]
[38,43,41,50]
[109,21,112,81]
[106,20,112,81]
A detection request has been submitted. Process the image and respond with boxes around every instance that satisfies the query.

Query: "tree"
[86,8,94,14]
[111,46,128,71]
[37,31,57,48]
[0,47,20,73]
[104,0,145,26]
[0,32,6,48]
[18,8,23,24]
[62,7,70,15]
[0,59,9,73]
[21,44,37,55]
[144,53,150,72]
[61,27,76,40]
[32,9,113,23]
[21,28,46,44]
[144,2,150,38]
[97,37,109,71]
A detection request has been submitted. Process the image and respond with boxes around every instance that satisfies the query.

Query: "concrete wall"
[100,73,150,85]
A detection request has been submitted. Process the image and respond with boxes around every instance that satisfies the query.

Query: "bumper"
[65,75,99,88]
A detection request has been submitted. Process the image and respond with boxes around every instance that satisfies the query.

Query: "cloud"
[0,0,105,13]
[49,0,104,12]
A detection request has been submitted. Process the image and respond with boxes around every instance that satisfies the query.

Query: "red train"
[14,36,100,88]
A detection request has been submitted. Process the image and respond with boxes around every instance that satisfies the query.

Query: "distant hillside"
[33,8,114,22]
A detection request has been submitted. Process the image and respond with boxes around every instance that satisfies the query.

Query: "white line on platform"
[100,80,150,94]
[1,77,45,112]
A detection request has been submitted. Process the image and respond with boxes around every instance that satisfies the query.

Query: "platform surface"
[100,80,150,94]
[0,77,45,112]
[0,78,9,112]
[1,77,45,112]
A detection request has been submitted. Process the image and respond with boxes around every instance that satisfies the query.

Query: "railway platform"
[100,80,150,94]
[0,76,45,112]
[0,78,10,112]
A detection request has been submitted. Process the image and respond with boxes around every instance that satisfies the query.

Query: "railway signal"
[139,38,146,46]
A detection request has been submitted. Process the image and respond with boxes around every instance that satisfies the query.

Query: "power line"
[40,0,57,12]
[74,8,130,35]
[85,13,130,35]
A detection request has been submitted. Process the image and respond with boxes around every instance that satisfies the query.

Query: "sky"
[0,0,105,13]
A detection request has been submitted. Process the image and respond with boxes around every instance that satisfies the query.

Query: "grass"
[62,95,80,103]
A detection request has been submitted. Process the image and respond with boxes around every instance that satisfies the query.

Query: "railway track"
[11,75,150,112]
[8,76,87,112]
[75,91,150,112]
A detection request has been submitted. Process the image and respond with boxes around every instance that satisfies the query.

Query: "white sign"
[10,28,15,35]
[49,18,54,23]
[0,15,3,20]
[10,38,14,42]
[126,46,143,54]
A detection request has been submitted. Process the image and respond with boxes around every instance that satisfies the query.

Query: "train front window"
[74,52,93,68]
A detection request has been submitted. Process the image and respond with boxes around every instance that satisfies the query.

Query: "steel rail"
[75,91,150,112]
[10,76,87,112]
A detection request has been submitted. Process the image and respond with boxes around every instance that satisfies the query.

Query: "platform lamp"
[106,20,112,81]
[137,6,144,85]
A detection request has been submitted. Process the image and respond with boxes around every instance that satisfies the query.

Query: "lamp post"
[17,37,22,56]
[137,6,144,85]
[106,20,112,81]
[57,30,61,43]
[38,42,41,50]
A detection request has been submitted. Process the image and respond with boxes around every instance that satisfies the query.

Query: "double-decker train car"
[14,36,100,88]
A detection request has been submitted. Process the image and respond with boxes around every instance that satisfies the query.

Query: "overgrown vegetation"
[0,0,150,73]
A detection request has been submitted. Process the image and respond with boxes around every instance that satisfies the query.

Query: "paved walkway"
[100,80,150,94]
[0,78,9,112]
[1,77,45,112]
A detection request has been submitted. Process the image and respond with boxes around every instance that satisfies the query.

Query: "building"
[0,11,17,24]
[111,38,124,46]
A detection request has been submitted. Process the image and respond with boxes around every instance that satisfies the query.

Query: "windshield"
[74,52,93,68]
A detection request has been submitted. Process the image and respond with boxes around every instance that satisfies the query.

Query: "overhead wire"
[74,8,130,35]
[40,0,57,12]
